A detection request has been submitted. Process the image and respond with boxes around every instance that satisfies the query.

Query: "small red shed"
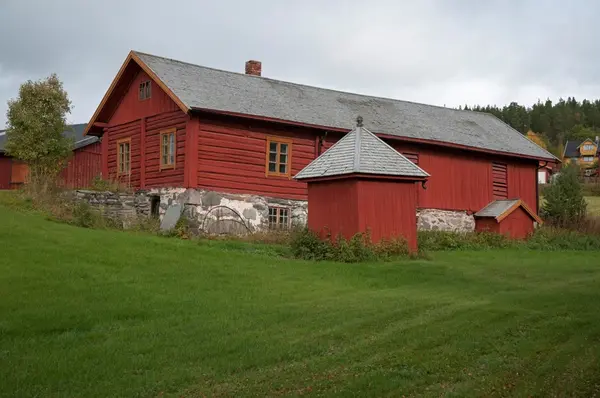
[294,117,429,251]
[474,199,543,239]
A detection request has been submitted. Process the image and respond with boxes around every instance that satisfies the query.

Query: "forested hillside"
[461,98,600,156]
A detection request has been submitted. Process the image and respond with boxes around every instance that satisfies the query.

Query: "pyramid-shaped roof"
[295,118,429,180]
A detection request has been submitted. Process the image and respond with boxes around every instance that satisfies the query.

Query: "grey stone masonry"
[417,209,475,232]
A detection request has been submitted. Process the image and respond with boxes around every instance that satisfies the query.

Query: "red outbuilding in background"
[474,199,542,239]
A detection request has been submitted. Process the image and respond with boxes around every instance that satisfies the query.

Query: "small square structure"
[295,118,429,251]
[474,199,542,239]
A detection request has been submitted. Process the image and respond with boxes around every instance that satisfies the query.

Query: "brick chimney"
[245,60,262,76]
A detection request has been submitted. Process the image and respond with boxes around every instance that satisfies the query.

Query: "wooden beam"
[93,122,109,128]
[101,133,109,179]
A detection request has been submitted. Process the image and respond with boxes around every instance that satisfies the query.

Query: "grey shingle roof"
[135,51,557,161]
[0,123,97,153]
[294,123,429,180]
[475,199,542,223]
[474,199,520,218]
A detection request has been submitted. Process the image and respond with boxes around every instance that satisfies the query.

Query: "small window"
[266,137,292,177]
[160,129,176,169]
[139,81,151,100]
[268,207,290,230]
[583,144,594,151]
[117,138,131,175]
[583,156,595,162]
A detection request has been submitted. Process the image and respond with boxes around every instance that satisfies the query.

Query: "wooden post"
[184,115,199,188]
[101,129,109,179]
[140,117,146,189]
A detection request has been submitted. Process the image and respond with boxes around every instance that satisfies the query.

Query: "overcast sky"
[1,0,599,128]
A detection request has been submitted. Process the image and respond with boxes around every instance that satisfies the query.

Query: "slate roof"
[564,140,582,158]
[134,51,557,161]
[0,123,97,153]
[475,199,520,218]
[475,199,542,223]
[294,121,429,180]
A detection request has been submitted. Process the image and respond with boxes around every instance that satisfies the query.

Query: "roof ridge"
[361,127,430,176]
[132,50,506,119]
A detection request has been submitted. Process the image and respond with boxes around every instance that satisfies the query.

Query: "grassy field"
[587,196,600,216]
[1,204,600,397]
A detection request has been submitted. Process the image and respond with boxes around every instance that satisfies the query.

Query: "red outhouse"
[474,199,543,239]
[294,117,429,251]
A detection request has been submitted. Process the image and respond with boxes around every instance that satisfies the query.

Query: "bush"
[290,228,411,263]
[542,165,587,227]
[527,227,600,250]
[418,230,516,251]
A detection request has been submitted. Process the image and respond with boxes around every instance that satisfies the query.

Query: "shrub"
[542,165,587,227]
[88,176,130,193]
[527,227,600,251]
[418,230,516,251]
[290,228,411,263]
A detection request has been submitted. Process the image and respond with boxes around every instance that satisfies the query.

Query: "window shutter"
[492,162,508,199]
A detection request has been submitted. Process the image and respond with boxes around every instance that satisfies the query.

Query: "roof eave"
[295,172,428,183]
[192,107,558,162]
[84,51,191,137]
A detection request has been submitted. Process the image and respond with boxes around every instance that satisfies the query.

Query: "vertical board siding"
[475,218,500,234]
[508,162,538,212]
[498,207,535,239]
[197,115,316,200]
[357,180,419,251]
[0,155,11,189]
[109,70,180,126]
[390,141,539,213]
[307,180,359,240]
[61,142,102,188]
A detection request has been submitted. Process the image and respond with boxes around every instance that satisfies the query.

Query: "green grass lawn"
[1,205,600,397]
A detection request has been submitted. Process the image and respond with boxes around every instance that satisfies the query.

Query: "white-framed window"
[268,207,290,230]
[583,144,595,151]
[582,156,595,162]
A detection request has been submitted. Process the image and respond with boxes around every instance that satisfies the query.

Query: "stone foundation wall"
[75,189,474,234]
[416,209,475,232]
[75,188,307,234]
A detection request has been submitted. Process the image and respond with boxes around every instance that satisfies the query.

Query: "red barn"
[295,119,429,250]
[82,51,557,232]
[474,199,543,239]
[0,124,101,189]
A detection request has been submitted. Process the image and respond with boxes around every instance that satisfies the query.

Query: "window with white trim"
[268,207,290,230]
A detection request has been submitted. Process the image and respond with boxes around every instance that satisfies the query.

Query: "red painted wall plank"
[475,218,500,234]
[109,70,179,126]
[357,180,419,251]
[197,115,317,200]
[307,180,360,240]
[60,142,102,188]
[498,207,535,239]
[0,155,12,189]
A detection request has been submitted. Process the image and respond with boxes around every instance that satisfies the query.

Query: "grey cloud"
[1,0,599,127]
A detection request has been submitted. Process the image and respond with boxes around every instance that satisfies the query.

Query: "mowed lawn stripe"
[1,205,599,397]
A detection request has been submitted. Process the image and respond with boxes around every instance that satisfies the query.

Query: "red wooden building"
[83,51,557,231]
[474,199,543,239]
[0,124,101,190]
[295,118,429,250]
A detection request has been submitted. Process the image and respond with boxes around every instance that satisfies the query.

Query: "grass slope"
[1,205,600,397]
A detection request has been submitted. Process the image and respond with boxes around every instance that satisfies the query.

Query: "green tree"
[5,74,72,189]
[541,165,587,227]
